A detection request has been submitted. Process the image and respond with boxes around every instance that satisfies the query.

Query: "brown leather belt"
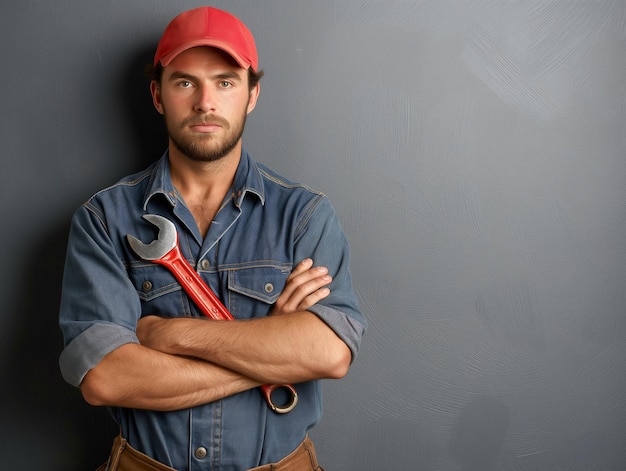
[97,434,175,471]
[98,434,323,471]
[247,436,323,471]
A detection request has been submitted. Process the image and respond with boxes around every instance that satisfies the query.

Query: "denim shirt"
[59,149,366,470]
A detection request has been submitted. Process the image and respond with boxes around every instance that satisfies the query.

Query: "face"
[151,47,260,163]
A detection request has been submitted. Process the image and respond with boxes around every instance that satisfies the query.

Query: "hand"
[271,259,332,316]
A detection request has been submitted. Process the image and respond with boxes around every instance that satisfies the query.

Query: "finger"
[285,258,313,282]
[275,273,332,313]
[280,263,328,300]
[291,274,332,301]
[296,287,331,311]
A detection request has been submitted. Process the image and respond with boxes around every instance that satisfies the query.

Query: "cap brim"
[157,39,252,70]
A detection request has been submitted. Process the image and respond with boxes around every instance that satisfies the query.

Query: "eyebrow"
[167,70,243,82]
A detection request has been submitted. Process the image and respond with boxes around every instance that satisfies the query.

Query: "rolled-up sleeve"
[294,196,367,361]
[60,323,138,387]
[58,205,141,387]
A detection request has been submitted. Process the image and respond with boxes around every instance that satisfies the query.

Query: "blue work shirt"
[59,149,366,470]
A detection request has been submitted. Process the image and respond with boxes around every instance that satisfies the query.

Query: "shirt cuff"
[307,305,366,363]
[59,323,139,387]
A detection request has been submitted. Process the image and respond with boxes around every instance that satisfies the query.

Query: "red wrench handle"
[154,242,298,414]
[156,244,233,321]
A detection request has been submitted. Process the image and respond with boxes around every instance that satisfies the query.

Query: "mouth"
[189,123,222,133]
[186,116,228,133]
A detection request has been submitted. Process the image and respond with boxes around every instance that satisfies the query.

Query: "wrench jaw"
[126,214,178,261]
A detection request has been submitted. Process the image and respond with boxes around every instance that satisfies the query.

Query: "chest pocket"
[127,262,192,317]
[226,265,290,319]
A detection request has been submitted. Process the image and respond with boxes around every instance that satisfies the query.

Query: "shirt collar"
[142,147,266,211]
[232,147,266,207]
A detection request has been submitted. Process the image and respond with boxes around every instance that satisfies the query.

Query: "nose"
[194,84,217,113]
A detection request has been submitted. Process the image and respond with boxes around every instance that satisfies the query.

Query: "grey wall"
[1,1,624,470]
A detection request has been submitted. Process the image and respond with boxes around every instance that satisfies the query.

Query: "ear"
[247,82,260,115]
[150,80,165,115]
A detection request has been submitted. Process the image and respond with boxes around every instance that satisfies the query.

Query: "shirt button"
[264,283,274,293]
[142,281,153,292]
[201,259,210,270]
[194,447,207,459]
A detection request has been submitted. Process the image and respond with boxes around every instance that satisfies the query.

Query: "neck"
[168,144,241,237]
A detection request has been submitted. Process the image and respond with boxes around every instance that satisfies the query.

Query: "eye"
[177,80,193,89]
[219,81,233,88]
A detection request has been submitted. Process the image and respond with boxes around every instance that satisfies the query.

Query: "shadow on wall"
[4,218,118,471]
[117,45,169,171]
[3,46,168,471]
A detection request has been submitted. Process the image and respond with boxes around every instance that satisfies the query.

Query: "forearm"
[80,343,261,411]
[138,312,351,385]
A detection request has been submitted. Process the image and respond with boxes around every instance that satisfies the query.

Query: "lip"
[190,123,222,133]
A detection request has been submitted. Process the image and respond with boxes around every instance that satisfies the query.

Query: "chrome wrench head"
[126,214,177,260]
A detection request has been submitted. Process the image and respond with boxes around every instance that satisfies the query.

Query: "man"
[59,6,366,471]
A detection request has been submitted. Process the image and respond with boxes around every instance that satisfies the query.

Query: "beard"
[163,109,247,163]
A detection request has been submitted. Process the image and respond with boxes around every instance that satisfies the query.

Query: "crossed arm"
[80,259,351,411]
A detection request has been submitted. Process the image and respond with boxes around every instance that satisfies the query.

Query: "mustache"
[183,115,229,128]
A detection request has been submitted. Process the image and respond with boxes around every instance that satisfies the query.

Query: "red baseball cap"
[153,6,258,71]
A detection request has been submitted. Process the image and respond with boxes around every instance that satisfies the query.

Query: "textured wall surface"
[1,1,624,470]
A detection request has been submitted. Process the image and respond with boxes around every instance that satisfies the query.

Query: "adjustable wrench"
[126,214,298,414]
